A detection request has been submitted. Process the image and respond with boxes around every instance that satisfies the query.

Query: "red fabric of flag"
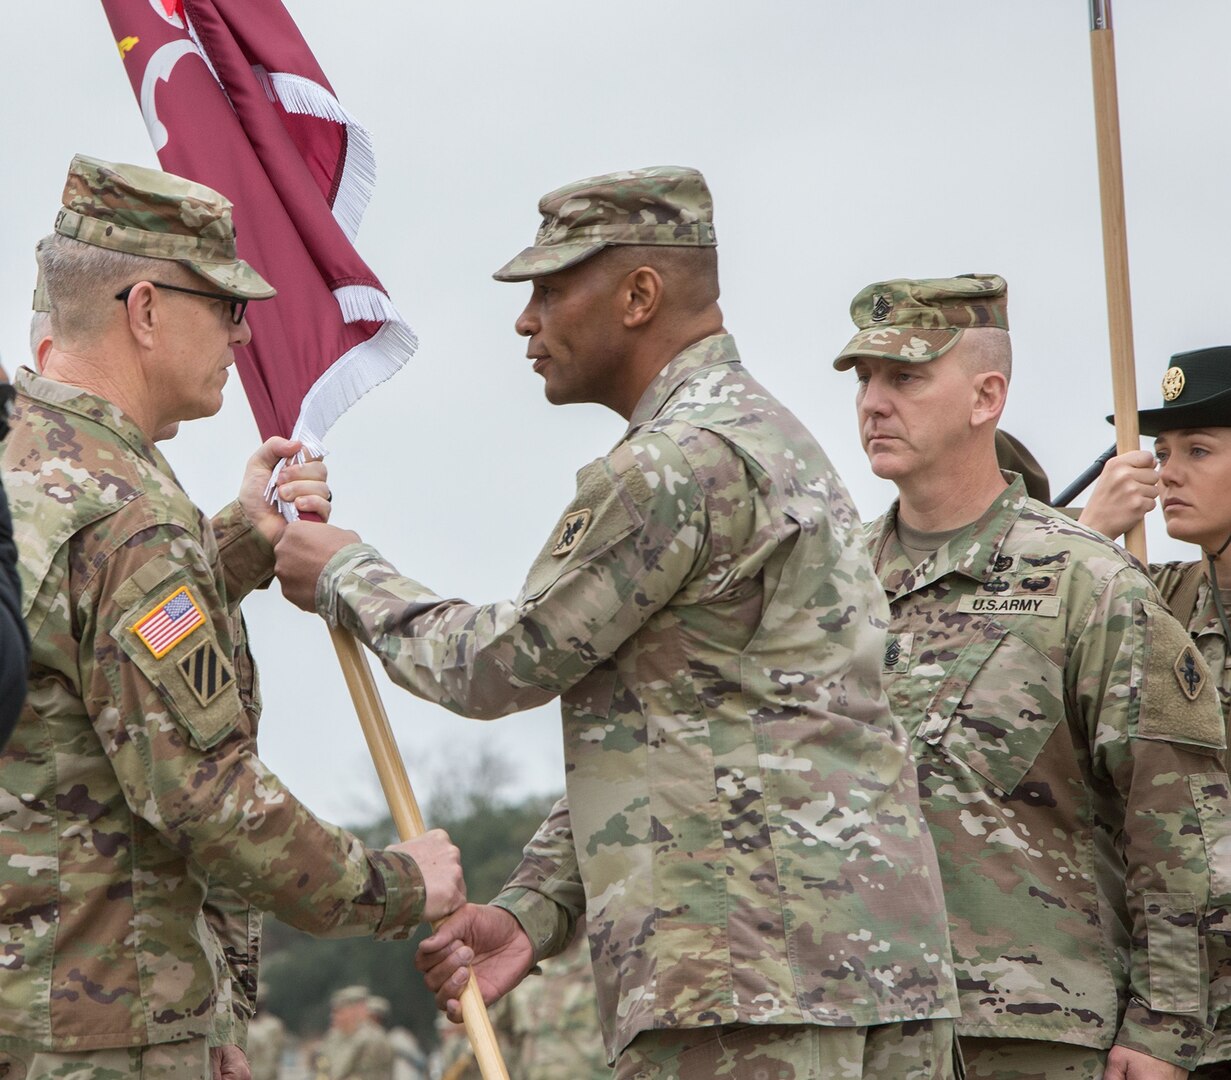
[99,0,415,460]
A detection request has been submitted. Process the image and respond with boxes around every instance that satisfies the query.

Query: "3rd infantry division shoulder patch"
[178,639,234,708]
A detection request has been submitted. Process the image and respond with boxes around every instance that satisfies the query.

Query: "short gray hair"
[36,232,180,346]
[28,310,51,361]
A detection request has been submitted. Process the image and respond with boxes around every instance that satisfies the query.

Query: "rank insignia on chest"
[131,585,205,658]
[551,509,592,557]
[178,640,234,707]
[1175,644,1206,701]
[884,632,913,674]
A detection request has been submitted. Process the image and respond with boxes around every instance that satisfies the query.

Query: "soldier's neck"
[42,347,161,442]
[896,454,1008,533]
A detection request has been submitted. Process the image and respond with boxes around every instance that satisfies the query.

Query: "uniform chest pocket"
[918,623,1065,795]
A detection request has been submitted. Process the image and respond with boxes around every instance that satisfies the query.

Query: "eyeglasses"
[115,281,248,325]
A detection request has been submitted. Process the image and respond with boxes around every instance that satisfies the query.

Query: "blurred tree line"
[258,749,558,1052]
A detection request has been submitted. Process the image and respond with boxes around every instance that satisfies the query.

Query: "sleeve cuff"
[317,543,384,627]
[491,887,573,964]
[1116,1000,1210,1069]
[367,847,427,940]
[213,500,275,595]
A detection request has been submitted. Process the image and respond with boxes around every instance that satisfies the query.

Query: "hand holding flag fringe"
[100,0,416,515]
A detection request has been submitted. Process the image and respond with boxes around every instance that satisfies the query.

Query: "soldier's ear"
[971,369,1008,428]
[621,266,662,329]
[121,281,160,348]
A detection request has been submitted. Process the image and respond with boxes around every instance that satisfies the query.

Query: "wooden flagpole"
[329,626,511,1080]
[1089,0,1147,560]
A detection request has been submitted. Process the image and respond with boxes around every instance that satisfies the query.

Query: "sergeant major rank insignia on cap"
[871,294,893,322]
[131,585,205,658]
[551,509,591,557]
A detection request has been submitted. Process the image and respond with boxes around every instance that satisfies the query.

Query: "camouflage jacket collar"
[625,333,741,430]
[13,366,175,477]
[870,472,1029,599]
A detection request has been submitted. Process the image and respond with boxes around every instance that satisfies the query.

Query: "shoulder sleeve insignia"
[1175,643,1206,701]
[178,640,234,708]
[1137,598,1225,750]
[131,585,205,658]
[551,509,592,557]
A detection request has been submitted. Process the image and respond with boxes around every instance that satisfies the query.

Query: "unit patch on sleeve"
[1175,644,1207,702]
[131,586,205,658]
[551,509,592,557]
[178,639,234,708]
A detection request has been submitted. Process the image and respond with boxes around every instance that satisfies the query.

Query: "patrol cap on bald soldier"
[833,273,1008,370]
[492,166,716,282]
[53,154,275,300]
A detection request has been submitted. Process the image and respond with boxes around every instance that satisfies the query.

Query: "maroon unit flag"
[100,0,415,467]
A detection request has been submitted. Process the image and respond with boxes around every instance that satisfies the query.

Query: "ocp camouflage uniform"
[318,1021,392,1080]
[501,926,609,1078]
[868,475,1231,1071]
[247,1012,287,1080]
[0,369,428,1062]
[1150,561,1231,1073]
[318,333,960,1067]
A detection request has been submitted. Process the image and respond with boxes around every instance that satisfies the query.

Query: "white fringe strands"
[265,71,376,243]
[266,305,419,521]
[333,285,399,324]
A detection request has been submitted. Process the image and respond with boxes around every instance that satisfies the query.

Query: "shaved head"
[595,244,720,316]
[956,327,1012,384]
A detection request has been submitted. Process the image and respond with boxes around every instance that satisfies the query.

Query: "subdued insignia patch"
[993,553,1015,573]
[1138,599,1225,749]
[871,294,892,322]
[883,632,913,674]
[1020,551,1070,569]
[1175,644,1206,702]
[178,640,234,708]
[551,509,592,557]
[131,585,205,658]
[1162,366,1186,402]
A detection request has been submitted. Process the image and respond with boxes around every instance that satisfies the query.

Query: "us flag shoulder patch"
[178,640,234,708]
[131,586,205,658]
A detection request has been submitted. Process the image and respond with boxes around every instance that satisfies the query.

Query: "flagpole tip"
[1089,0,1112,32]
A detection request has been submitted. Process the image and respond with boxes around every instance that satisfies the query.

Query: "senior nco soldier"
[0,156,465,1079]
[275,166,961,1078]
[836,274,1231,1080]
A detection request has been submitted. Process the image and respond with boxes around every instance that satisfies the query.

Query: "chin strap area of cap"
[1205,530,1231,644]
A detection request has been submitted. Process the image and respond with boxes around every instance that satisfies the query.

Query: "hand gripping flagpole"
[327,625,511,1080]
[1089,0,1147,560]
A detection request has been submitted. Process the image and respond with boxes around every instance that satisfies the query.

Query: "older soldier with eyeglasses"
[0,156,466,1080]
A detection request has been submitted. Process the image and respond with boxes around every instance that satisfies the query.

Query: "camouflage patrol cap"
[492,166,716,282]
[367,995,390,1020]
[330,985,371,1009]
[53,154,275,300]
[833,274,1008,370]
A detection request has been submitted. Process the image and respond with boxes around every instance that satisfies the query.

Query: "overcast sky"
[3,1,1228,824]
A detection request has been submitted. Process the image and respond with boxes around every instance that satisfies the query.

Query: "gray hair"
[36,232,180,346]
[28,310,51,361]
